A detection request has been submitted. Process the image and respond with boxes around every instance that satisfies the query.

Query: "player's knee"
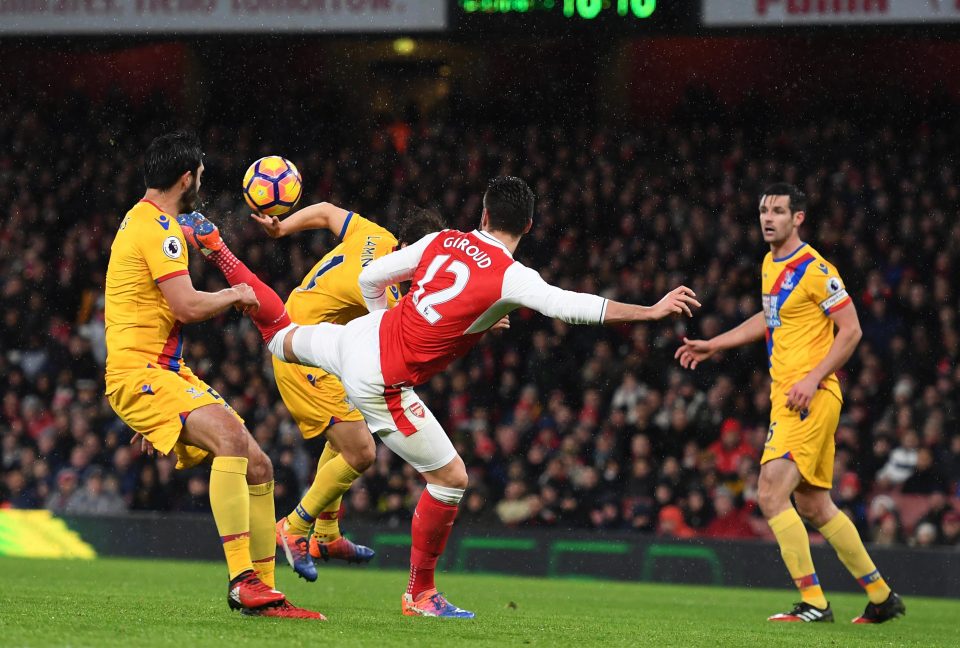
[347,439,376,472]
[793,496,815,521]
[215,421,249,457]
[438,456,468,490]
[246,446,273,484]
[758,486,789,520]
[796,498,835,528]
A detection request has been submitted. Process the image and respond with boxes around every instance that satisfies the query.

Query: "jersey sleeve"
[359,232,440,312]
[500,262,607,325]
[338,211,379,242]
[806,262,851,315]
[136,217,189,283]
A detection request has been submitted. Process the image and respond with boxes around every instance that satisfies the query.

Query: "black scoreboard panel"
[451,0,697,35]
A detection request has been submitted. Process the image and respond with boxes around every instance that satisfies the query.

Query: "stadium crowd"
[1,86,959,549]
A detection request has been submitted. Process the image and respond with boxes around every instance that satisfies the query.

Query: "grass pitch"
[1,557,957,647]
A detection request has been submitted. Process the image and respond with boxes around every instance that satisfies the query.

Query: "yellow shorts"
[761,388,841,489]
[272,355,363,440]
[106,366,242,469]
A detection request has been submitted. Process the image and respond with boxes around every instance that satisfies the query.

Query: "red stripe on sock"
[220,531,250,544]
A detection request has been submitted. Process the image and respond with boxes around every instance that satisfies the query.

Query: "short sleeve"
[806,262,851,315]
[137,216,189,283]
[338,211,364,241]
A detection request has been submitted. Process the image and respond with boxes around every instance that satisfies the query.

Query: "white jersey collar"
[474,229,514,258]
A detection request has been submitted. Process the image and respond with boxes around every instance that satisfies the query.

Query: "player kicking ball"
[676,183,905,624]
[180,176,699,618]
[182,200,446,581]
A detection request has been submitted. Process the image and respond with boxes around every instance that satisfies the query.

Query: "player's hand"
[130,433,155,456]
[250,212,284,238]
[674,337,716,370]
[786,376,818,412]
[233,283,260,314]
[649,286,701,320]
[490,315,510,332]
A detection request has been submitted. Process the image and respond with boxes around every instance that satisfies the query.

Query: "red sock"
[407,491,459,599]
[209,245,290,343]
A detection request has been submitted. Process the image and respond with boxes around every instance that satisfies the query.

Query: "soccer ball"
[242,156,302,216]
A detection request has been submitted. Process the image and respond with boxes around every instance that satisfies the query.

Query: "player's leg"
[272,358,375,575]
[795,390,903,622]
[375,410,474,619]
[277,420,376,578]
[180,406,324,619]
[306,423,377,564]
[178,404,278,608]
[176,212,291,343]
[758,458,831,619]
[244,433,278,590]
[106,369,295,613]
[177,375,281,592]
[406,454,469,614]
[795,486,905,623]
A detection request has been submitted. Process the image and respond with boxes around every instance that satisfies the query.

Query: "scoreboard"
[452,0,695,34]
[460,0,657,20]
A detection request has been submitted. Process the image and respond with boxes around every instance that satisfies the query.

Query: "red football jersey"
[361,229,607,388]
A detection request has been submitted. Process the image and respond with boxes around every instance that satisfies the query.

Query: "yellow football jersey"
[285,212,400,325]
[105,200,190,382]
[761,243,852,402]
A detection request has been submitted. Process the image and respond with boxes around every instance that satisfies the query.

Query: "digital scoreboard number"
[453,0,691,34]
[459,0,657,20]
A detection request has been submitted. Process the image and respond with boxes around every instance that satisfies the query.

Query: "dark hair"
[761,182,807,213]
[397,205,446,245]
[483,176,535,236]
[143,131,203,190]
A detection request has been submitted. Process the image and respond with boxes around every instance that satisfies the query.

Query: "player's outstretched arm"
[603,286,702,323]
[158,275,259,323]
[675,311,766,370]
[501,265,699,326]
[250,201,351,239]
[358,233,439,311]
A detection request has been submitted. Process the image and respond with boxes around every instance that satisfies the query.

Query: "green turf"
[0,557,957,647]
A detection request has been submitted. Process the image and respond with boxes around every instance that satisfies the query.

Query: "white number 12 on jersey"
[411,254,471,324]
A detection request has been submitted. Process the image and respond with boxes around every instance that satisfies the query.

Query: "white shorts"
[289,310,456,473]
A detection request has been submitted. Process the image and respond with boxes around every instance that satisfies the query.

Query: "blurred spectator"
[940,511,960,547]
[683,489,713,531]
[706,419,754,478]
[834,472,869,535]
[877,431,920,486]
[65,469,127,515]
[657,505,695,539]
[496,480,534,526]
[872,513,904,547]
[458,488,499,528]
[178,475,212,514]
[703,487,758,539]
[902,448,949,495]
[912,522,938,548]
[45,468,80,513]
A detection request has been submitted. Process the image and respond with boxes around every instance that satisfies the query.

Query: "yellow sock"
[210,456,253,580]
[248,480,277,588]
[769,508,827,609]
[820,512,891,604]
[286,445,361,539]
